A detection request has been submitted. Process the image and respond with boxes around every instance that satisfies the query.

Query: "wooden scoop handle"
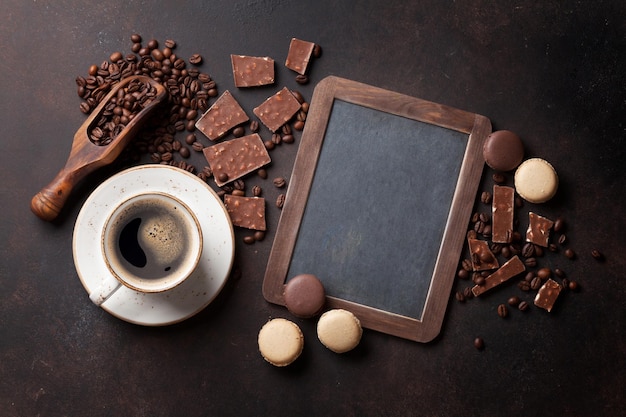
[30,167,84,221]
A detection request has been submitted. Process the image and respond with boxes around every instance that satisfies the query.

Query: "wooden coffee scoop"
[31,75,168,221]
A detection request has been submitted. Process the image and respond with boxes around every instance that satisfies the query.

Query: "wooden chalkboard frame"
[263,76,491,342]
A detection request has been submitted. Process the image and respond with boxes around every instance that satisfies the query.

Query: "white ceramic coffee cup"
[89,192,203,306]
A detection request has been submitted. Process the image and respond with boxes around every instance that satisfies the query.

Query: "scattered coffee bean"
[295,74,309,84]
[252,185,262,197]
[524,257,537,267]
[591,249,604,261]
[518,280,531,291]
[564,248,576,259]
[457,268,470,280]
[537,267,552,279]
[276,194,286,209]
[530,276,542,290]
[518,301,529,311]
[522,242,535,258]
[462,287,474,300]
[243,235,256,244]
[273,177,287,188]
[554,268,566,278]
[553,217,565,233]
[254,231,266,241]
[455,291,465,302]
[507,296,521,307]
[474,337,485,350]
[558,234,567,245]
[492,173,505,184]
[257,169,268,179]
[497,304,508,318]
[568,281,579,291]
[481,191,492,204]
[189,53,203,65]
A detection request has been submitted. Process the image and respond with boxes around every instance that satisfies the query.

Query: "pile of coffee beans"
[75,34,217,172]
[86,77,160,145]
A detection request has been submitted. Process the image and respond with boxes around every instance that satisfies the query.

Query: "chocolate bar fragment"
[285,38,315,75]
[526,212,554,247]
[203,133,271,187]
[195,90,249,141]
[492,185,515,243]
[468,238,499,271]
[471,255,525,297]
[253,87,301,132]
[231,55,275,88]
[534,278,562,312]
[224,195,266,231]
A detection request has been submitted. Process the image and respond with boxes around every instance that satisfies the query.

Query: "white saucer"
[73,165,235,326]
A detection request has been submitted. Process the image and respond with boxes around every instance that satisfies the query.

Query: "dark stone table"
[1,1,624,416]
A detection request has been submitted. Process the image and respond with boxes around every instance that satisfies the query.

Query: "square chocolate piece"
[195,90,249,141]
[231,55,275,87]
[534,278,562,312]
[253,87,301,132]
[526,212,554,247]
[285,38,315,75]
[224,195,266,231]
[468,238,499,271]
[203,133,271,187]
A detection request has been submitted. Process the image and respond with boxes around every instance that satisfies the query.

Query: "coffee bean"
[276,194,285,209]
[457,269,469,280]
[254,231,266,241]
[461,259,473,272]
[568,281,579,291]
[462,287,474,300]
[455,291,465,302]
[282,134,295,144]
[271,133,282,145]
[501,245,511,259]
[273,177,287,188]
[524,257,537,268]
[558,234,567,245]
[189,54,203,65]
[507,296,521,307]
[481,191,492,204]
[293,120,305,131]
[522,243,535,258]
[530,276,542,290]
[218,173,229,183]
[492,173,506,184]
[252,185,262,197]
[192,141,204,152]
[243,235,255,245]
[232,126,245,137]
[564,248,576,259]
[295,74,309,84]
[179,147,190,158]
[164,39,176,49]
[313,44,322,58]
[497,304,508,318]
[518,301,529,311]
[537,267,552,279]
[534,245,544,257]
[549,243,559,252]
[257,169,268,179]
[518,280,531,291]
[231,189,245,196]
[591,249,604,261]
[554,268,566,278]
[474,337,485,350]
[473,275,485,286]
[553,217,565,233]
[130,33,142,43]
[524,272,535,282]
[249,120,259,132]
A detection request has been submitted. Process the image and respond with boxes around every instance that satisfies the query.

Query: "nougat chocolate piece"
[534,279,562,312]
[231,55,275,87]
[468,238,499,271]
[224,195,266,231]
[526,212,554,247]
[253,87,301,132]
[492,185,515,243]
[203,133,271,187]
[195,90,249,141]
[472,256,525,297]
[285,38,315,75]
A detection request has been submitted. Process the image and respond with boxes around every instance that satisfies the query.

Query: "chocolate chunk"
[195,90,249,141]
[492,185,515,244]
[230,55,275,87]
[471,256,526,297]
[468,238,499,271]
[224,195,266,231]
[526,212,554,247]
[253,87,301,132]
[203,133,271,187]
[534,278,562,312]
[285,38,315,75]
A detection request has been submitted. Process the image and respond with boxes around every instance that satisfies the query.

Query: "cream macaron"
[258,318,304,366]
[317,309,362,353]
[514,158,559,203]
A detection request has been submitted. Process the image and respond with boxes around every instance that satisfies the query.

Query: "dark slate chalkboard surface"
[286,99,467,319]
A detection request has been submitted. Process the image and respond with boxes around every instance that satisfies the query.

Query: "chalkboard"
[263,76,491,342]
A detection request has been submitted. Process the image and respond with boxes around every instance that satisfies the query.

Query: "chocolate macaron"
[283,273,326,318]
[483,130,524,172]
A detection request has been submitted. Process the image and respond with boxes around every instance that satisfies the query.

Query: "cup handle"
[89,275,122,306]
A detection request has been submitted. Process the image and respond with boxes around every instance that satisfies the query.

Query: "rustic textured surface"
[1,1,624,416]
